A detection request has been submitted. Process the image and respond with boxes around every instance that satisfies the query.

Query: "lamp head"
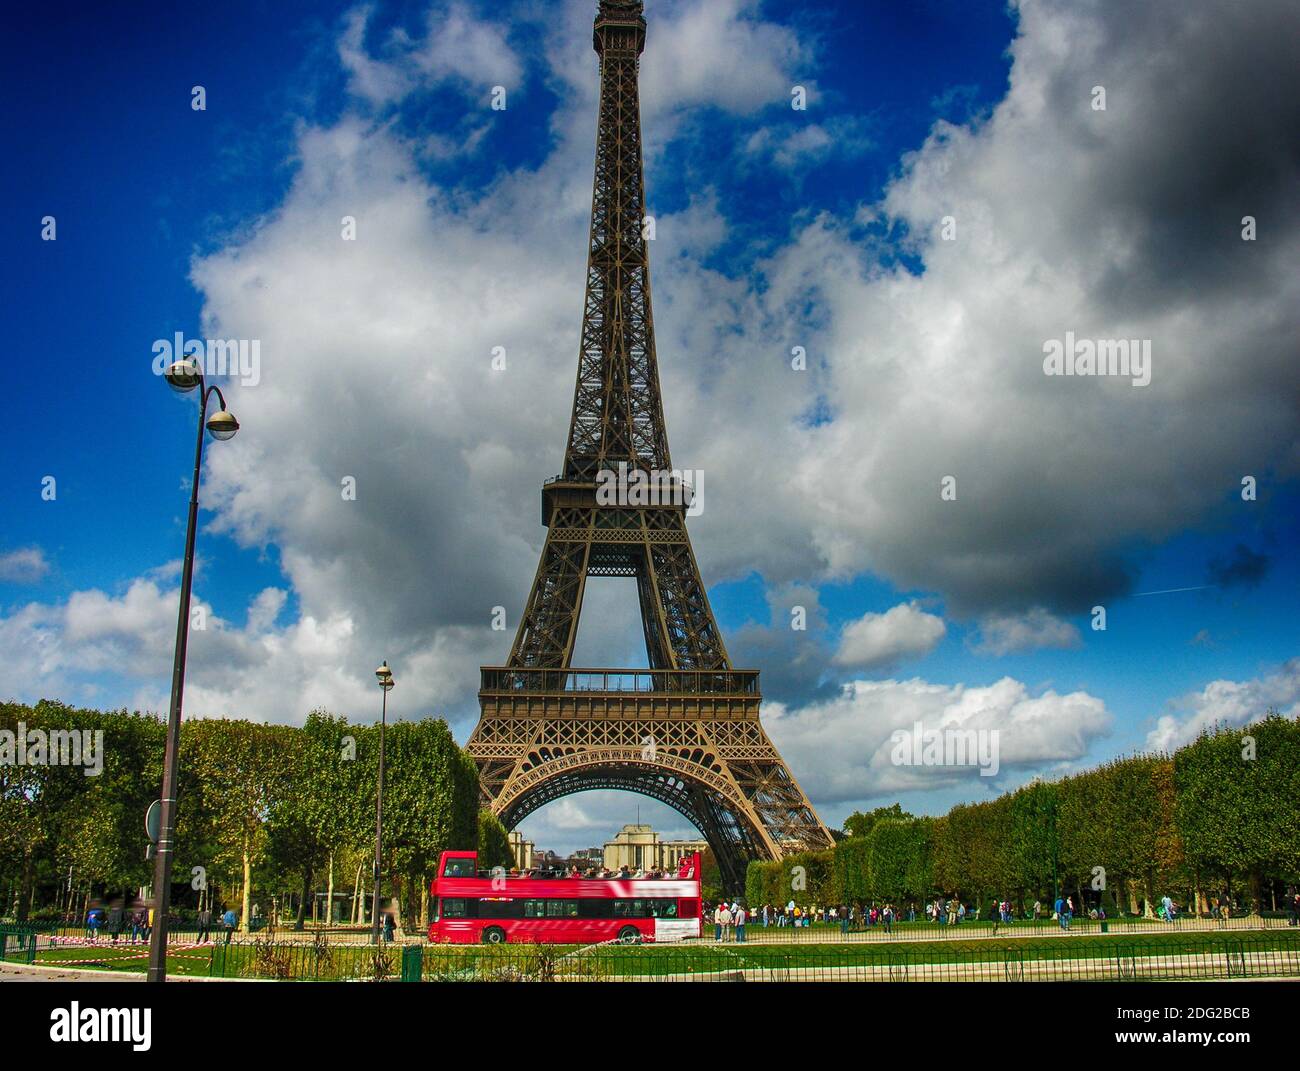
[165,360,202,393]
[205,409,240,441]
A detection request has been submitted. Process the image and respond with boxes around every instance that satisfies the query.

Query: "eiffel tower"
[466,0,832,893]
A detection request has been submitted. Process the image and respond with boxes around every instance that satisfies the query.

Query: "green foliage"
[6,700,1298,922]
[0,701,480,923]
[477,810,513,870]
[747,850,837,907]
[843,803,914,838]
[827,714,1299,911]
[1176,712,1300,903]
[833,835,871,902]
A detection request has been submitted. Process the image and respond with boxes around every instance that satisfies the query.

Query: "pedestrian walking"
[107,901,125,944]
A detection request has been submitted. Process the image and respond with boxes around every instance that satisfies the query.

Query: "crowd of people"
[83,900,155,944]
[500,862,691,880]
[711,901,748,941]
[746,902,909,931]
[84,900,244,945]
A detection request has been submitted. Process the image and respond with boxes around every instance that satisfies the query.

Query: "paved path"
[732,917,1295,946]
[0,960,226,982]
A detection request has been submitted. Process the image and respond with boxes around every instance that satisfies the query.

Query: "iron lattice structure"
[466,0,832,893]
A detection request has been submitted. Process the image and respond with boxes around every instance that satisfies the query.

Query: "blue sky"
[3,0,1297,852]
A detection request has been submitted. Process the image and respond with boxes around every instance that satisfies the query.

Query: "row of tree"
[748,713,1300,915]
[1,701,512,930]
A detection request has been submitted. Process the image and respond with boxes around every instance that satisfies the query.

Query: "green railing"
[700,912,1299,942]
[413,934,1300,982]
[0,926,38,965]
[18,929,1300,982]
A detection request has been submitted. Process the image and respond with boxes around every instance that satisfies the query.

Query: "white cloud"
[417,2,523,89]
[971,607,1081,656]
[338,2,524,108]
[636,0,808,118]
[832,601,946,669]
[6,0,1297,748]
[1145,659,1300,752]
[338,6,416,107]
[743,114,873,169]
[0,574,482,726]
[766,675,1111,803]
[0,547,50,584]
[514,792,701,856]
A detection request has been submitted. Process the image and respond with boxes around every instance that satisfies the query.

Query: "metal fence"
[8,924,1297,982]
[706,912,1300,943]
[0,927,37,965]
[415,934,1300,982]
[1,926,414,981]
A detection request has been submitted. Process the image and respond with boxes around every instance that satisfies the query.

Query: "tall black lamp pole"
[148,357,239,983]
[371,661,394,944]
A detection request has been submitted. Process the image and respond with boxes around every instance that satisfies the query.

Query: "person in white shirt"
[734,903,748,943]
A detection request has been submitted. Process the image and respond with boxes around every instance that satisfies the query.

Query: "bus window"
[524,900,547,918]
[441,898,470,918]
[478,898,522,919]
[443,858,475,878]
[616,899,677,917]
[545,900,579,918]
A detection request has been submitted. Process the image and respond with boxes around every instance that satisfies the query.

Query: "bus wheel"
[482,927,506,945]
[617,926,641,944]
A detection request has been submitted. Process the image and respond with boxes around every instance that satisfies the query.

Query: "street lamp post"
[147,359,239,983]
[371,661,394,944]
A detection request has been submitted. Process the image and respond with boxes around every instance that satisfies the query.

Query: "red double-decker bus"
[427,851,702,944]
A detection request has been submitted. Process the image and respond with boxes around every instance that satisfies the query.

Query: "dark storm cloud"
[729,0,1300,619]
[1207,543,1271,590]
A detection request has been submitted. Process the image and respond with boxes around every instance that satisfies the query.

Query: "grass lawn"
[421,928,1300,979]
[26,927,1298,981]
[31,939,390,980]
[34,942,213,976]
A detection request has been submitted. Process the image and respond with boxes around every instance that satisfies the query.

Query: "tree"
[267,712,369,928]
[379,718,479,929]
[1007,779,1058,910]
[1176,712,1300,912]
[181,720,291,931]
[843,803,914,839]
[477,810,513,871]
